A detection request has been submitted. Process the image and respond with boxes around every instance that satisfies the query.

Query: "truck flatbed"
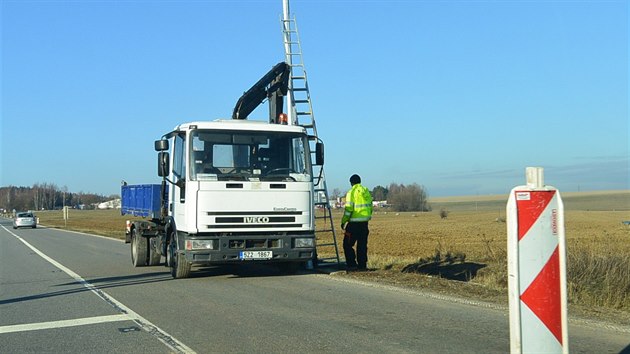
[121,184,164,218]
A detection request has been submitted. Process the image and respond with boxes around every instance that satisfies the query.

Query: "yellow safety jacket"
[342,183,373,224]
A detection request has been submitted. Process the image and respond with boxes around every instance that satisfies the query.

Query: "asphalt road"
[1,219,628,353]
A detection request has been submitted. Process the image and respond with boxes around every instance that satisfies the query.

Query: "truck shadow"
[192,263,311,279]
[0,272,172,305]
[401,260,487,282]
[0,262,316,305]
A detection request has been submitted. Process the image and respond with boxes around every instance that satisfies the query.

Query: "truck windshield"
[190,129,311,182]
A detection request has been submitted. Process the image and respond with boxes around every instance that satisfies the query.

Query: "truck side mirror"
[155,139,169,151]
[158,151,170,177]
[315,142,324,166]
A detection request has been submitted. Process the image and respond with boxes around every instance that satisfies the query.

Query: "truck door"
[171,133,187,230]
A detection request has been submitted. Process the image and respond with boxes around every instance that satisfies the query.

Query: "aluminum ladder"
[281,15,341,269]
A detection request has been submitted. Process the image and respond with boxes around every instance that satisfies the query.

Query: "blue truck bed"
[121,184,165,218]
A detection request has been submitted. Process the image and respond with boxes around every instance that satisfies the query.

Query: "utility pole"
[282,0,294,125]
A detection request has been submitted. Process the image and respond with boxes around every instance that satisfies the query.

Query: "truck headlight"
[186,240,217,250]
[295,238,314,248]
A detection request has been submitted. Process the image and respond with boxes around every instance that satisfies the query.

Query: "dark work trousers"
[343,221,369,269]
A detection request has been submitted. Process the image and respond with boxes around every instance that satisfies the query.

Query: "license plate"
[239,251,273,260]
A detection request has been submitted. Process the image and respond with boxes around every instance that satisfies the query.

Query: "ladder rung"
[315,217,332,222]
[315,218,332,223]
[294,99,309,104]
[292,76,306,80]
[318,256,339,260]
[296,111,311,116]
[292,88,307,92]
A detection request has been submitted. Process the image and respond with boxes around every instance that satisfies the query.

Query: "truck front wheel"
[168,241,191,279]
[131,228,148,267]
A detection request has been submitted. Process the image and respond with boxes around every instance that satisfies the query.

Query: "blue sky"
[1,0,628,197]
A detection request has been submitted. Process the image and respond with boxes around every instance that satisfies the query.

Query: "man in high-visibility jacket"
[341,174,373,271]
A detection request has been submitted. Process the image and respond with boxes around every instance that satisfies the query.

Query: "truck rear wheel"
[168,242,191,279]
[131,228,148,267]
[148,240,162,266]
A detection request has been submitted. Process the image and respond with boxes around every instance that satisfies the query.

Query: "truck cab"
[155,119,319,277]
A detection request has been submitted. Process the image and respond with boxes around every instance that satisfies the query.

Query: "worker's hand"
[340,222,345,230]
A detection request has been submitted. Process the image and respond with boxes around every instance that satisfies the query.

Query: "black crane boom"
[232,62,290,122]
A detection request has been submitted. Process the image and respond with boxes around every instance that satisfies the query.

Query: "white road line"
[0,226,196,354]
[0,314,133,334]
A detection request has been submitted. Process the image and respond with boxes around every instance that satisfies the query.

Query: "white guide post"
[507,167,568,354]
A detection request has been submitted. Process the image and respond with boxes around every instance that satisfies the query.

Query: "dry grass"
[35,191,630,323]
[36,209,136,239]
[317,190,630,323]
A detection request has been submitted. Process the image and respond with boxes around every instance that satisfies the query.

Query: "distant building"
[97,199,121,210]
[373,200,388,208]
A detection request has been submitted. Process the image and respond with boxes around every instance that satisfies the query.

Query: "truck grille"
[229,239,281,249]
[203,211,303,229]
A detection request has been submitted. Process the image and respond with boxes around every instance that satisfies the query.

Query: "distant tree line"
[387,183,430,212]
[333,183,430,212]
[371,185,388,201]
[0,184,117,212]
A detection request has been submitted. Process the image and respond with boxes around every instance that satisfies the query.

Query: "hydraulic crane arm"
[232,62,290,122]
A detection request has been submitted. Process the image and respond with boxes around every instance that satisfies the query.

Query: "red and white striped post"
[507,167,568,354]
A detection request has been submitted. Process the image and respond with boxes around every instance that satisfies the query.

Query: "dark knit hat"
[349,174,361,185]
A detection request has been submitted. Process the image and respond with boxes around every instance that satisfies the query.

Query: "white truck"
[122,62,324,278]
